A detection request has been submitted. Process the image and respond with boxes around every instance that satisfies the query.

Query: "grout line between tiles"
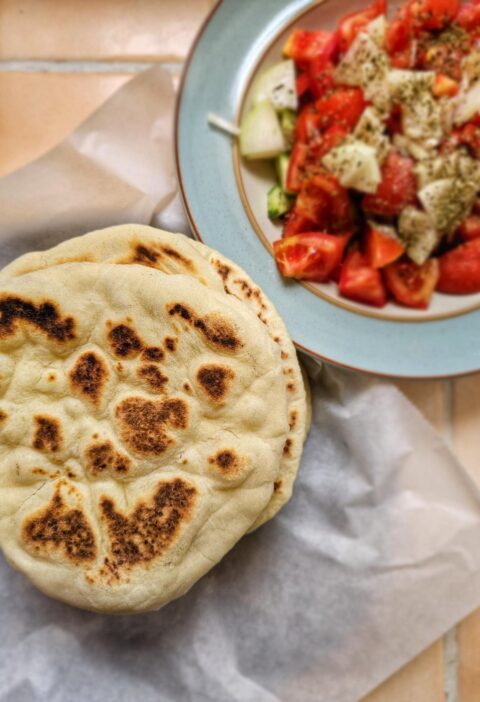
[0,60,183,74]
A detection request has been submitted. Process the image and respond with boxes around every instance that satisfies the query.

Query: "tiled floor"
[0,1,479,700]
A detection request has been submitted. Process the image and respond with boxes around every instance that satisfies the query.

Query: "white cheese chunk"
[354,107,390,161]
[323,141,381,193]
[418,178,477,233]
[367,15,387,48]
[454,81,480,125]
[335,33,391,113]
[388,69,443,144]
[398,207,440,265]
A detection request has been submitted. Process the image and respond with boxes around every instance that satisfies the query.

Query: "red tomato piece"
[456,1,480,30]
[311,124,350,160]
[283,30,334,66]
[437,239,480,293]
[409,0,459,30]
[390,41,417,68]
[457,123,480,158]
[308,60,336,99]
[385,105,403,135]
[273,232,351,282]
[296,72,311,98]
[459,216,480,241]
[296,173,353,230]
[363,152,417,217]
[282,208,317,238]
[286,143,308,194]
[316,87,367,131]
[386,6,414,57]
[295,104,321,143]
[418,44,464,81]
[432,74,460,97]
[383,258,439,308]
[337,0,386,53]
[364,227,405,268]
[339,249,388,307]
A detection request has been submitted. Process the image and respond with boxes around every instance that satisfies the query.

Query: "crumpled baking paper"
[1,66,480,702]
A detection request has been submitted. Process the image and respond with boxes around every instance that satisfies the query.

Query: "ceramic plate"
[175,0,480,378]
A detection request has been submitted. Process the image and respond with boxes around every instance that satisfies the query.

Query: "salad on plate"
[239,0,480,309]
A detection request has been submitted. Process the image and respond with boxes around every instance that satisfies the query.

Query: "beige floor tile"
[394,380,447,435]
[452,374,480,480]
[453,374,480,702]
[0,72,132,176]
[458,610,480,702]
[362,641,445,702]
[0,0,215,61]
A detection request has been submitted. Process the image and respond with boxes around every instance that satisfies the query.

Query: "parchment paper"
[1,66,480,702]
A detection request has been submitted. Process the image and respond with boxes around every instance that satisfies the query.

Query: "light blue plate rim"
[175,0,480,379]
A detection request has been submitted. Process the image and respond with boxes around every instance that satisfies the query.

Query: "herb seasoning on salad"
[239,0,480,309]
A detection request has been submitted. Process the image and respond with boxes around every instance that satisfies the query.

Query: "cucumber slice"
[276,153,291,193]
[267,185,292,220]
[252,60,298,112]
[240,101,286,160]
[280,109,297,146]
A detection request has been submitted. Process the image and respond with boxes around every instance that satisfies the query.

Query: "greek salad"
[239,0,480,309]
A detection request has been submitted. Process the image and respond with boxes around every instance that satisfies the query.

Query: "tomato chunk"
[364,226,405,268]
[456,123,480,159]
[296,173,353,230]
[459,216,480,241]
[363,152,417,217]
[316,87,367,131]
[310,124,350,161]
[384,258,439,308]
[286,142,308,194]
[432,74,460,98]
[308,59,336,99]
[295,104,321,143]
[456,1,480,31]
[409,0,459,30]
[296,72,311,98]
[337,0,386,53]
[283,30,334,65]
[437,239,480,293]
[339,249,388,307]
[274,232,350,282]
[386,7,413,57]
[282,208,317,238]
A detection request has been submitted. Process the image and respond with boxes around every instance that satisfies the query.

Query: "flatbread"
[2,225,309,529]
[0,263,289,613]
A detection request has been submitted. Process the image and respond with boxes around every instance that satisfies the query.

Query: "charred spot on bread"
[33,416,62,452]
[69,352,109,406]
[196,364,235,403]
[137,365,169,394]
[84,441,131,476]
[22,486,96,563]
[99,478,196,577]
[115,397,188,456]
[0,296,75,342]
[168,303,242,352]
[107,324,143,358]
[141,347,164,362]
[208,449,242,474]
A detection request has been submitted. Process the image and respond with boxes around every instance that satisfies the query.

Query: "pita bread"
[2,225,309,529]
[0,263,289,612]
